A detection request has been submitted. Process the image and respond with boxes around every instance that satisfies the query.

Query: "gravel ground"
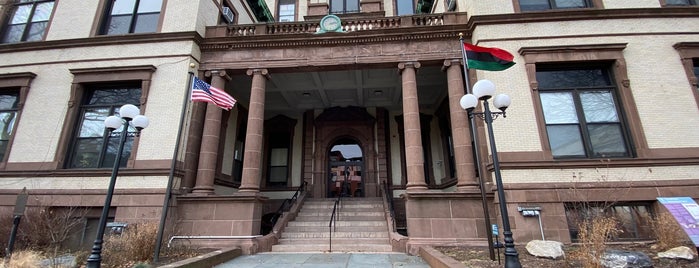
[435,243,698,268]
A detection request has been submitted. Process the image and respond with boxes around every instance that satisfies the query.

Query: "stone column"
[444,59,478,189]
[239,69,269,193]
[398,62,427,191]
[182,102,206,192]
[191,70,229,195]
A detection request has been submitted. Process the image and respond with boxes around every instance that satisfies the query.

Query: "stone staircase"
[271,197,393,252]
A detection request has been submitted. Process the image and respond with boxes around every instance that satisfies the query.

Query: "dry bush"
[19,205,87,255]
[0,250,44,268]
[651,212,689,250]
[570,216,620,268]
[0,212,13,258]
[103,221,158,268]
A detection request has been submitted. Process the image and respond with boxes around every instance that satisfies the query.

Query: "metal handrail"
[276,181,307,215]
[381,180,397,232]
[328,171,349,252]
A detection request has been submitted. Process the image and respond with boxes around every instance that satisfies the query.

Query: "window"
[2,0,54,43]
[396,0,414,15]
[0,73,34,167]
[264,115,296,187]
[67,86,142,168]
[330,0,359,14]
[99,0,162,35]
[277,0,295,22]
[537,65,631,158]
[664,0,698,5]
[0,93,19,162]
[565,203,653,241]
[519,0,592,11]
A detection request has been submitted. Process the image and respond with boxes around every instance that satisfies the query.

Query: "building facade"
[1,0,698,254]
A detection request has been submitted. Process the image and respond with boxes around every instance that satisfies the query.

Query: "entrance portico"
[175,12,496,253]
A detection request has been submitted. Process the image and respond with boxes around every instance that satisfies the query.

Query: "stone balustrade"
[210,13,455,38]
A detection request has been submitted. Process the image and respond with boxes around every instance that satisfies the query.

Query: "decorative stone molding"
[246,68,270,79]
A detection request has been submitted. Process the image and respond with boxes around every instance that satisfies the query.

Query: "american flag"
[191,76,236,110]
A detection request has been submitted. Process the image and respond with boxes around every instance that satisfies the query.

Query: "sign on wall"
[657,197,699,246]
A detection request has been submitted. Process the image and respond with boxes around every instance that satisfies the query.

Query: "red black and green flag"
[463,43,515,71]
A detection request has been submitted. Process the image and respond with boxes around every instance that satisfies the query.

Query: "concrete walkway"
[213,252,430,268]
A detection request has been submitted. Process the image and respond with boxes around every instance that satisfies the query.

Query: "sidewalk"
[213,252,430,268]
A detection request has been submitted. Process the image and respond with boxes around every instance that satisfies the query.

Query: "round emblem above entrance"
[318,15,343,33]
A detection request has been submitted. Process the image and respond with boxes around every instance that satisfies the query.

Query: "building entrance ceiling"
[228,66,447,116]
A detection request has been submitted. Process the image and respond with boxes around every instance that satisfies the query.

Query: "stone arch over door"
[313,107,377,198]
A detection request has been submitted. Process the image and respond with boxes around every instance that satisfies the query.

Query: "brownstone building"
[1,0,698,255]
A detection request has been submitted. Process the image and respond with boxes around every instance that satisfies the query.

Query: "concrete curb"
[419,246,466,268]
[157,247,241,268]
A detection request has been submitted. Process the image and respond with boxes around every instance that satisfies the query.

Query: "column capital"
[442,58,463,70]
[204,69,231,81]
[398,61,421,71]
[246,68,270,79]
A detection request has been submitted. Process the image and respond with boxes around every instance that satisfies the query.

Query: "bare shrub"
[0,250,44,268]
[0,211,13,258]
[651,211,689,250]
[103,221,158,267]
[570,216,620,268]
[19,205,88,258]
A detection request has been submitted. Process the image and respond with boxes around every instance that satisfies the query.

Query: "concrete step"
[281,231,389,239]
[271,243,393,252]
[284,225,387,232]
[287,221,386,227]
[298,211,384,217]
[293,215,384,221]
[303,203,383,210]
[301,205,383,212]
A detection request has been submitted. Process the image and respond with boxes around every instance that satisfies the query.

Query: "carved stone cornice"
[201,30,463,50]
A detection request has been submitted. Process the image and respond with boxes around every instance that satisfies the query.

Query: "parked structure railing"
[215,13,450,37]
[262,181,307,235]
[328,169,350,252]
[381,180,397,232]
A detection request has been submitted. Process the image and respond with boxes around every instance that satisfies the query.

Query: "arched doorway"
[328,138,364,198]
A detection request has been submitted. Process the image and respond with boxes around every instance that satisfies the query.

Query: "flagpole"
[459,33,496,261]
[153,70,195,263]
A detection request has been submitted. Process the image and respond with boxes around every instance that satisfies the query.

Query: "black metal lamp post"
[460,79,521,268]
[86,104,149,268]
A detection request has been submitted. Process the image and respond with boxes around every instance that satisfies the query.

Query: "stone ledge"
[419,246,466,268]
[158,247,241,268]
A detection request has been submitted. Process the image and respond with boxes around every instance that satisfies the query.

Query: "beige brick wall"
[1,40,199,163]
[45,0,99,40]
[0,176,170,190]
[46,0,206,40]
[464,1,515,16]
[500,166,699,184]
[470,18,699,151]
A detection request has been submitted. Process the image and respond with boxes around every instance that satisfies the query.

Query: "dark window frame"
[513,0,602,12]
[263,115,296,188]
[661,0,698,6]
[56,66,155,170]
[330,0,360,14]
[520,43,648,160]
[674,42,699,109]
[98,0,163,35]
[1,0,55,43]
[536,63,633,159]
[277,0,296,22]
[565,202,654,242]
[66,85,142,169]
[395,0,415,16]
[0,72,35,168]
